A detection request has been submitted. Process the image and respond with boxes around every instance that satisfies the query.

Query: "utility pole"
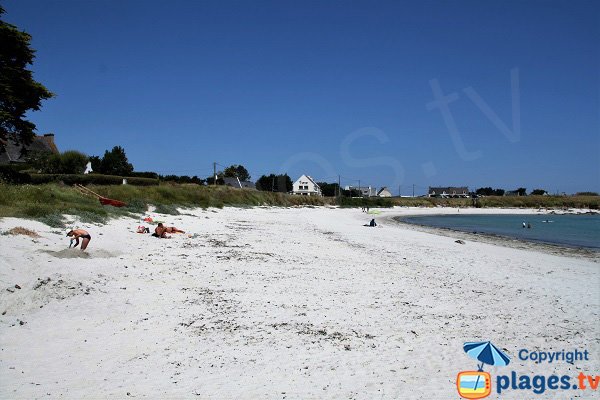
[272,176,275,192]
[338,175,341,199]
[213,162,217,186]
[399,185,401,197]
[412,184,415,197]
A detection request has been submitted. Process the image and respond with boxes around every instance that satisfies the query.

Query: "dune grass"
[0,183,332,227]
[0,184,597,228]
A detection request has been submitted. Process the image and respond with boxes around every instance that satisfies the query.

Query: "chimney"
[41,133,59,153]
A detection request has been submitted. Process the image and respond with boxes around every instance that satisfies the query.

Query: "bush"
[29,150,89,174]
[59,150,89,174]
[71,209,108,224]
[130,171,160,179]
[0,165,32,184]
[124,198,148,213]
[29,173,158,186]
[37,213,66,228]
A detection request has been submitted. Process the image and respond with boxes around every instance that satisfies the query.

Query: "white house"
[292,175,322,196]
[377,187,392,197]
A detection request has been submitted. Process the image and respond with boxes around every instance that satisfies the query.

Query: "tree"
[29,150,88,174]
[475,187,494,196]
[0,7,53,148]
[475,187,505,196]
[256,174,292,192]
[160,174,205,185]
[223,164,251,181]
[317,182,340,197]
[342,188,362,197]
[530,189,547,195]
[206,175,224,185]
[90,146,133,176]
[58,150,88,174]
[516,187,527,196]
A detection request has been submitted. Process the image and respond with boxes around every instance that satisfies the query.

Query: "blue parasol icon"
[463,341,510,393]
[464,341,511,371]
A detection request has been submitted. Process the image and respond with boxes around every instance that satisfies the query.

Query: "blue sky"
[3,0,599,194]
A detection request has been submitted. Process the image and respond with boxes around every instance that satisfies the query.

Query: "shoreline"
[381,209,599,260]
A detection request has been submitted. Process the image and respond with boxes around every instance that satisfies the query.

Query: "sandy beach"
[1,206,598,399]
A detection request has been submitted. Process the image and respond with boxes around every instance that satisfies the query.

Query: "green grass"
[0,184,597,228]
[0,183,333,227]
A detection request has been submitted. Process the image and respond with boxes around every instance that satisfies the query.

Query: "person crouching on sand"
[67,229,91,250]
[154,223,185,238]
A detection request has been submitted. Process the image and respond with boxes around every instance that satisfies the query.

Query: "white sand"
[0,207,598,399]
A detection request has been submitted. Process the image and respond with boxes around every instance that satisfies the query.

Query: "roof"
[223,177,256,189]
[294,174,321,190]
[428,186,469,194]
[0,134,59,164]
[377,187,391,195]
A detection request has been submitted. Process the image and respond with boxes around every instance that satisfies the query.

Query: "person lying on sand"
[153,223,185,238]
[67,229,91,250]
[363,219,377,227]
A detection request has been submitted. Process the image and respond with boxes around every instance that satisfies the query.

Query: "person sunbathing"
[154,223,185,238]
[67,229,91,250]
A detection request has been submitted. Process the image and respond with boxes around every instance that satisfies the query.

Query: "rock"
[6,288,15,293]
[455,240,466,244]
[14,284,21,289]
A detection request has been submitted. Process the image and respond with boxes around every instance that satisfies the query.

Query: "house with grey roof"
[0,133,59,164]
[345,185,377,197]
[223,176,256,189]
[428,186,470,198]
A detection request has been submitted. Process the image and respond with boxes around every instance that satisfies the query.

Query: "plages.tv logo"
[457,341,511,399]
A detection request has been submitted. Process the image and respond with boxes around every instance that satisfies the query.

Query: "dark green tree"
[317,182,339,197]
[90,146,133,176]
[530,189,547,195]
[475,187,494,196]
[256,174,292,192]
[223,164,251,181]
[475,187,505,196]
[0,7,53,148]
[160,174,205,185]
[30,150,88,174]
[341,188,362,197]
[58,150,88,174]
[516,187,527,196]
[206,175,225,185]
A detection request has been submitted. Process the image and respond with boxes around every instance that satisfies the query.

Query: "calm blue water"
[401,214,600,250]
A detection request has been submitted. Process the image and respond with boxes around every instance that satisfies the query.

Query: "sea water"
[401,213,600,250]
